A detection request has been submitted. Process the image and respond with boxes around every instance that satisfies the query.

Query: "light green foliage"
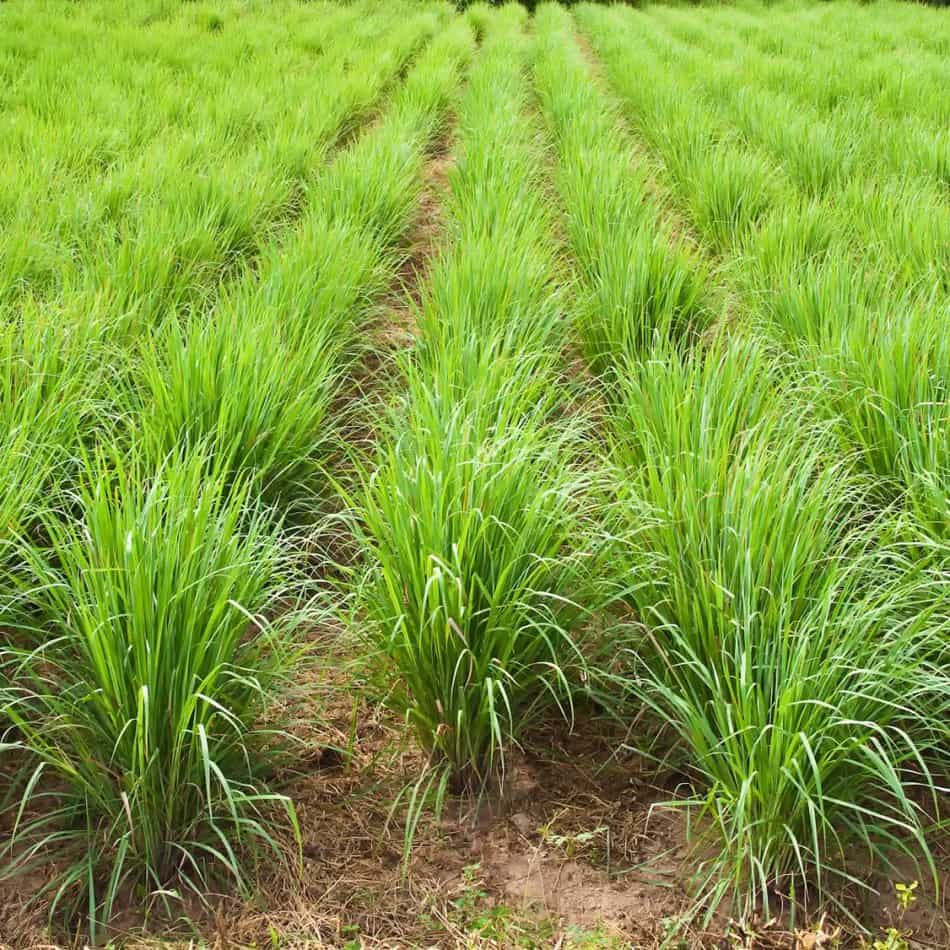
[0,314,96,620]
[133,15,475,519]
[0,0,947,943]
[0,0,441,323]
[606,340,937,913]
[2,449,303,940]
[533,4,708,370]
[353,368,595,790]
[0,0,471,941]
[348,4,598,794]
[819,301,949,538]
[564,0,948,924]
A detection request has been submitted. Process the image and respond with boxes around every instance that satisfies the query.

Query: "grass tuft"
[606,338,938,918]
[1,448,304,940]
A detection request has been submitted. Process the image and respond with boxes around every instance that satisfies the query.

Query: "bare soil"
[373,131,457,356]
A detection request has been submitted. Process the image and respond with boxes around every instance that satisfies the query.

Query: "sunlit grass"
[0,0,444,327]
[534,3,708,370]
[0,0,946,941]
[132,15,474,521]
[569,1,946,922]
[606,338,939,919]
[1,448,305,941]
[0,6,473,940]
[819,300,949,540]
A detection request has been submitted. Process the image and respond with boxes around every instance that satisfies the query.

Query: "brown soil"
[373,130,456,358]
[320,120,459,505]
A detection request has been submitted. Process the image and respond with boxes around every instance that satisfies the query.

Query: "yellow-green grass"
[0,0,946,943]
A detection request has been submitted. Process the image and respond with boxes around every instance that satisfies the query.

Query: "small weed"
[861,881,920,950]
[538,813,608,860]
[895,880,919,914]
[447,864,525,943]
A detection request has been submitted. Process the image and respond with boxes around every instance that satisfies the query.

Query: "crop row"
[541,1,947,919]
[0,0,444,319]
[1,10,472,938]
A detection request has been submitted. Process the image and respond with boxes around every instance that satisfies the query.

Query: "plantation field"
[0,0,948,946]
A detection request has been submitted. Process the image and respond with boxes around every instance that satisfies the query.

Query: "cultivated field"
[0,0,948,946]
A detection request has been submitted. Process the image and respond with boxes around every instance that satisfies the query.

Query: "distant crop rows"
[0,0,946,943]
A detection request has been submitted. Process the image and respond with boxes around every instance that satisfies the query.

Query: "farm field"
[0,0,948,946]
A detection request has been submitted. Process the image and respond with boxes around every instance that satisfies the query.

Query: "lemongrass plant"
[533,3,708,372]
[0,0,438,325]
[348,366,599,793]
[134,220,383,519]
[0,308,100,630]
[607,337,938,919]
[1,447,305,941]
[818,299,949,541]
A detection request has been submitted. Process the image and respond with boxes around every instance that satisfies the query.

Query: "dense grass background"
[0,0,946,943]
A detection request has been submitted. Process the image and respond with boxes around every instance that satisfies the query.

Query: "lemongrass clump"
[1,448,305,941]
